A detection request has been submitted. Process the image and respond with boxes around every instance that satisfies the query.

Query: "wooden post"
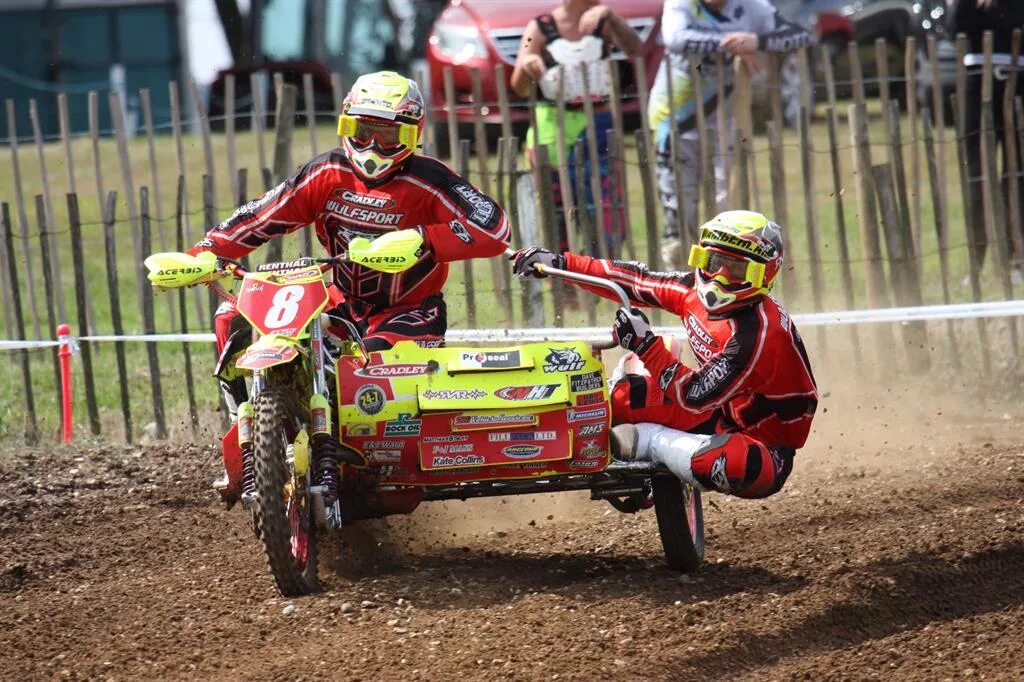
[765,121,794,298]
[848,104,888,307]
[33,195,64,434]
[688,61,716,224]
[826,103,862,368]
[140,87,177,330]
[927,34,948,219]
[634,56,658,228]
[140,187,168,439]
[607,61,632,259]
[904,37,923,250]
[820,41,838,110]
[731,59,754,211]
[87,91,106,218]
[268,83,298,262]
[537,143,564,322]
[225,74,239,202]
[494,137,515,326]
[875,39,892,141]
[635,129,663,326]
[250,73,271,189]
[579,64,608,260]
[189,79,218,216]
[980,34,1015,294]
[873,163,930,373]
[494,63,514,147]
[2,203,38,444]
[176,176,200,438]
[922,110,962,369]
[1002,30,1024,261]
[202,175,219,323]
[302,72,318,157]
[664,59,687,242]
[951,97,992,372]
[6,99,42,338]
[768,52,784,133]
[110,90,148,320]
[797,104,825,314]
[848,40,866,112]
[733,127,750,207]
[468,67,491,195]
[67,194,101,435]
[885,99,915,260]
[28,99,68,326]
[102,191,134,442]
[456,139,477,328]
[506,135,539,326]
[573,137,597,258]
[443,66,459,168]
[553,68,579,252]
[169,81,205,327]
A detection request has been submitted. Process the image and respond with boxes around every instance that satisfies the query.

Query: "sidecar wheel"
[253,386,319,596]
[651,474,704,572]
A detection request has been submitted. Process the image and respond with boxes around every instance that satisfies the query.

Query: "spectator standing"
[651,0,810,267]
[951,0,1024,285]
[511,1,641,258]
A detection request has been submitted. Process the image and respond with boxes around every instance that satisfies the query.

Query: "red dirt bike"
[145,235,704,597]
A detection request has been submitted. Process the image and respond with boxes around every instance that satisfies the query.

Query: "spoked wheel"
[651,474,705,572]
[253,385,319,596]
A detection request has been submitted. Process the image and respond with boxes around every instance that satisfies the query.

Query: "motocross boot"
[611,423,709,488]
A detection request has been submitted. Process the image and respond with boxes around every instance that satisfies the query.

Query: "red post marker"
[56,323,73,445]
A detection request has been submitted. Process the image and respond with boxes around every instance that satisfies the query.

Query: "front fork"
[235,319,338,526]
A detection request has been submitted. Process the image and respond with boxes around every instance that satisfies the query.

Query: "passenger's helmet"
[338,71,425,182]
[687,210,784,313]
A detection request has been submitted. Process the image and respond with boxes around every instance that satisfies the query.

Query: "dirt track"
[2,371,1023,680]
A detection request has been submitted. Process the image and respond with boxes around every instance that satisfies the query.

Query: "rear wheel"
[253,385,319,596]
[651,474,704,572]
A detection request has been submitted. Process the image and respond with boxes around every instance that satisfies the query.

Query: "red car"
[425,0,665,128]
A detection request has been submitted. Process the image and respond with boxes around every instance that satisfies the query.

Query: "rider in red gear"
[512,210,817,499]
[188,71,509,508]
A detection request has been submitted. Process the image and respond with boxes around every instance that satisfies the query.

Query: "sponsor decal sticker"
[575,391,605,406]
[501,444,543,459]
[362,440,404,449]
[431,443,475,455]
[366,449,403,463]
[355,363,432,378]
[422,435,470,443]
[452,413,538,431]
[568,407,608,422]
[495,384,559,401]
[451,183,495,224]
[431,454,485,467]
[448,219,473,244]
[422,388,489,400]
[383,412,421,437]
[334,189,396,210]
[356,360,432,376]
[487,431,557,442]
[659,363,680,392]
[569,458,603,469]
[458,350,522,369]
[570,370,603,393]
[542,347,585,373]
[355,385,386,415]
[578,423,606,436]
[710,454,731,492]
[347,423,375,436]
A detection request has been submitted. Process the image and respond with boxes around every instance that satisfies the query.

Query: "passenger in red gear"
[187,70,509,506]
[511,210,817,499]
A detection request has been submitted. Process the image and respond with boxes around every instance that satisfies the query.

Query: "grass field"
[0,100,1020,442]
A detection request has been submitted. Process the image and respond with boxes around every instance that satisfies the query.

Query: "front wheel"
[253,385,319,596]
[651,474,705,572]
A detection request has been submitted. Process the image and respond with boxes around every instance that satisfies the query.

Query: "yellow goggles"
[688,245,766,288]
[337,115,418,150]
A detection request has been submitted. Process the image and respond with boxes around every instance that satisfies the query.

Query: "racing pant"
[610,372,793,499]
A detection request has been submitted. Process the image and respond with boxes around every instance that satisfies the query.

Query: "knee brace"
[690,433,793,499]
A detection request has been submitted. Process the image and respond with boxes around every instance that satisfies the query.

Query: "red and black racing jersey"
[565,253,818,449]
[190,150,510,309]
